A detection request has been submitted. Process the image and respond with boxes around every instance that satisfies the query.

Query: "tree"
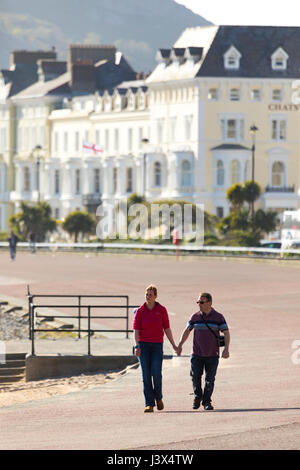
[62,210,96,242]
[218,182,277,247]
[243,181,262,207]
[226,183,245,210]
[9,201,56,241]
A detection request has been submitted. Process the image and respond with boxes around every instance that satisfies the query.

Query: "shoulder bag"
[201,314,225,348]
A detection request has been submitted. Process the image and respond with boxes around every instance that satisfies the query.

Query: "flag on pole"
[82,141,103,155]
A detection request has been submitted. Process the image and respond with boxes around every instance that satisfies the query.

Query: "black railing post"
[31,305,35,356]
[78,295,81,339]
[28,296,33,340]
[126,296,129,339]
[88,306,91,355]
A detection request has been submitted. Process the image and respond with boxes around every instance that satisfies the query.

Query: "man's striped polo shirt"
[187,308,228,357]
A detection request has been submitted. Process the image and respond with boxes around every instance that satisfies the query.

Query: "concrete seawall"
[26,354,139,381]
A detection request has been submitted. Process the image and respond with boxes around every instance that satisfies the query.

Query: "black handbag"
[201,314,225,348]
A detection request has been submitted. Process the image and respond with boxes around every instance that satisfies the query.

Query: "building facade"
[1,25,300,231]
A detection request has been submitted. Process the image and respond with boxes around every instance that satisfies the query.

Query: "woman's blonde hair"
[145,285,157,297]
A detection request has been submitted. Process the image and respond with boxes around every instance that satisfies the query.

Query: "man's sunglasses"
[197,300,208,304]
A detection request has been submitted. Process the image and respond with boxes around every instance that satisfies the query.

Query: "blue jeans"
[190,355,219,405]
[139,342,163,407]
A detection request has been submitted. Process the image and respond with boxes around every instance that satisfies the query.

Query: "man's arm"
[177,327,191,356]
[221,329,230,358]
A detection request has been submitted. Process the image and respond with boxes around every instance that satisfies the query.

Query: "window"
[216,160,225,186]
[220,118,244,141]
[94,168,100,194]
[23,166,31,192]
[128,93,135,110]
[128,128,133,152]
[230,88,240,101]
[251,89,261,101]
[126,167,133,193]
[224,46,242,70]
[271,47,289,70]
[208,88,218,101]
[272,89,282,101]
[105,96,112,111]
[170,117,177,142]
[105,129,109,151]
[54,208,60,219]
[24,128,29,150]
[154,162,162,187]
[75,131,80,152]
[95,129,100,146]
[114,129,119,152]
[216,207,224,219]
[181,160,192,187]
[114,95,122,111]
[54,169,60,194]
[230,160,241,185]
[271,119,286,141]
[31,127,36,148]
[113,168,118,193]
[75,169,81,195]
[184,115,193,140]
[138,92,146,109]
[54,132,59,153]
[156,119,164,144]
[64,132,68,152]
[0,128,6,152]
[271,161,284,187]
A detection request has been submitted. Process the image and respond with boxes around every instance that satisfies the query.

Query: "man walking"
[177,292,230,410]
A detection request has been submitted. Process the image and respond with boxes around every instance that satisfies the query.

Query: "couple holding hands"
[133,285,230,412]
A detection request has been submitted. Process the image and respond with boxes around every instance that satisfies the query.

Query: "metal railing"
[27,286,139,356]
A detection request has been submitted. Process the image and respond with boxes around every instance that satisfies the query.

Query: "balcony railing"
[265,185,295,193]
[82,193,102,205]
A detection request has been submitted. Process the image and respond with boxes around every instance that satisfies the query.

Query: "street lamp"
[141,138,149,196]
[249,124,258,220]
[33,144,42,204]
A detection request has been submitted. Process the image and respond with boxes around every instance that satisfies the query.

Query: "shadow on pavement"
[163,407,300,413]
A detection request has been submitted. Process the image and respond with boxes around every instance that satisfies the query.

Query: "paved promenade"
[0,251,300,450]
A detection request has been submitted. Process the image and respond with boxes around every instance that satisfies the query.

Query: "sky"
[175,0,300,26]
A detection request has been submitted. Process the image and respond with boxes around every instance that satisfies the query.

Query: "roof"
[210,144,251,151]
[12,72,71,100]
[197,25,300,78]
[147,25,300,83]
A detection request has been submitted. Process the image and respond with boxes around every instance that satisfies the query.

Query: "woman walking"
[133,285,177,412]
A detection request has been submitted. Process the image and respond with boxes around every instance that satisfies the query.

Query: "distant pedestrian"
[29,232,36,253]
[177,292,230,411]
[8,231,18,261]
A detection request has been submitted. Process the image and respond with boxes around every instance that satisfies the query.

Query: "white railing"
[1,241,300,256]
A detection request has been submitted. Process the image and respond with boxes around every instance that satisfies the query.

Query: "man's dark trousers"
[190,355,219,405]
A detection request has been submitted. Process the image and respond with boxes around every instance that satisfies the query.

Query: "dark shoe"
[193,398,201,409]
[203,403,214,410]
[144,406,154,413]
[156,399,164,410]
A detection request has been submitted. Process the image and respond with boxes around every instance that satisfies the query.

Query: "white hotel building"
[1,25,300,229]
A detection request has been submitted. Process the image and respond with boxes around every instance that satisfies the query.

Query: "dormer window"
[138,91,146,110]
[114,94,122,112]
[127,91,136,110]
[224,46,241,70]
[271,47,289,70]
